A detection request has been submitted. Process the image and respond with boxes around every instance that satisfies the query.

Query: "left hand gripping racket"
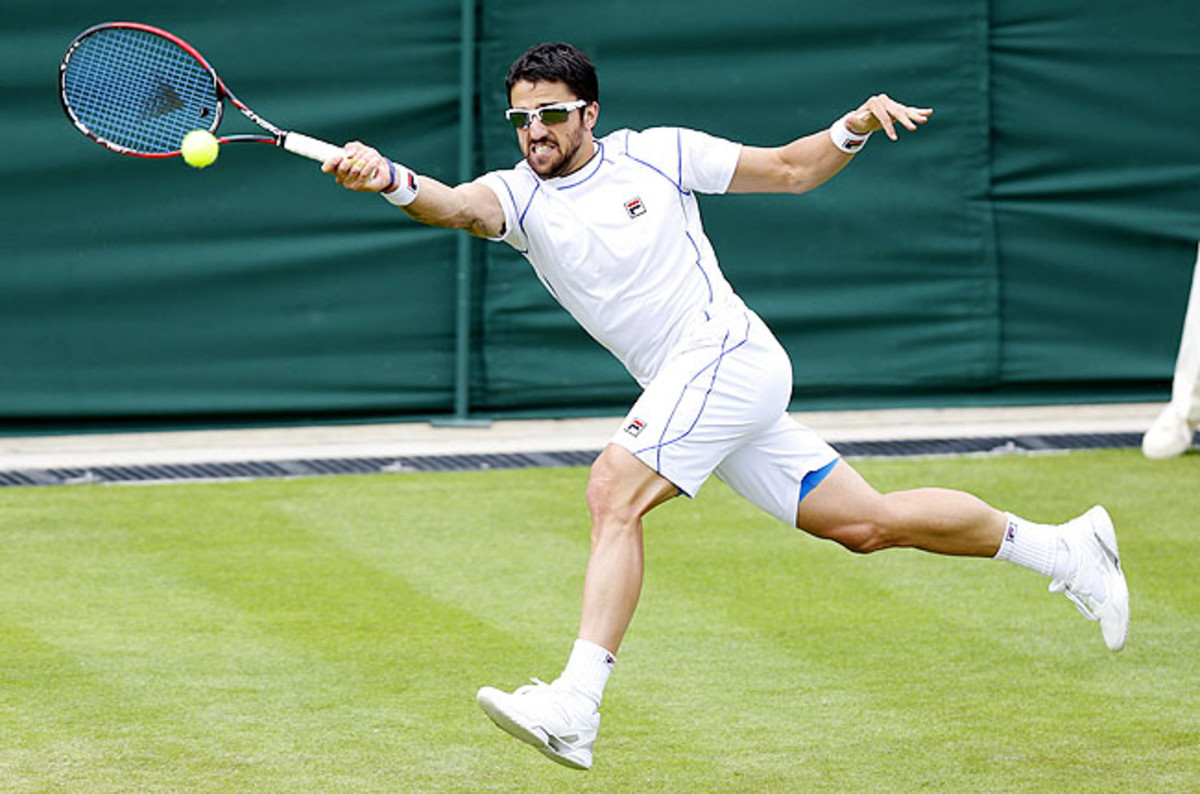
[60,21,343,163]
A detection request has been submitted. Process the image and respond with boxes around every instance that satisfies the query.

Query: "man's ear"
[584,101,600,131]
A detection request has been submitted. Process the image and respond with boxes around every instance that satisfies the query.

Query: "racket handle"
[281,131,344,163]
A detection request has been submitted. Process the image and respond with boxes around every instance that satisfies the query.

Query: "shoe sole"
[476,687,591,770]
[1087,506,1129,652]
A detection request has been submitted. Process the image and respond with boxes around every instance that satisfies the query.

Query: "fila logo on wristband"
[829,114,872,154]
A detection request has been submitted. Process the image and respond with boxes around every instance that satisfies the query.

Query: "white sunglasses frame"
[504,100,589,130]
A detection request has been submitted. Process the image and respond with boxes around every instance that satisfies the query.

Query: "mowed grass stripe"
[0,449,1196,792]
[0,480,557,790]
[0,499,340,790]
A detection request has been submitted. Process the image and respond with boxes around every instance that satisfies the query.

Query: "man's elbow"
[783,164,821,195]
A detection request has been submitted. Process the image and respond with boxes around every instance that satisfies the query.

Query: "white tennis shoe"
[477,679,599,770]
[1142,405,1197,459]
[1050,506,1129,651]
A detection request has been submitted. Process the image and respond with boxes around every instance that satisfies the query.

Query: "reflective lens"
[504,111,534,130]
[505,100,587,130]
[537,107,572,125]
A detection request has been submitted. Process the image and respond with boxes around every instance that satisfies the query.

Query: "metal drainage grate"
[0,449,605,488]
[0,432,1146,488]
[831,432,1144,458]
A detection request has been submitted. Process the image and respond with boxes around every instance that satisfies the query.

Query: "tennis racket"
[59,21,342,163]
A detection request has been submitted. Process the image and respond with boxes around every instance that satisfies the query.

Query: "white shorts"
[610,311,840,525]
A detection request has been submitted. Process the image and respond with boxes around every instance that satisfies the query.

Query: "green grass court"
[1,448,1196,792]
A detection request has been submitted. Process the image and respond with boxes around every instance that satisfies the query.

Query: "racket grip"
[281,131,344,163]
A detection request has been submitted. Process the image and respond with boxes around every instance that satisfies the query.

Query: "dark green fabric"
[5,3,462,422]
[990,0,1200,384]
[2,1,1197,427]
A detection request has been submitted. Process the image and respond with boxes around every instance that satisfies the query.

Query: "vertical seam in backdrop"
[980,0,1003,389]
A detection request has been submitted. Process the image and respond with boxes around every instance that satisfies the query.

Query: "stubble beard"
[526,134,582,179]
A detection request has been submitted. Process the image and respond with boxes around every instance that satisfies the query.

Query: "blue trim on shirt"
[518,181,541,238]
[493,174,519,218]
[536,271,560,300]
[684,231,714,303]
[621,131,690,196]
[556,142,606,190]
[621,130,714,307]
[491,175,529,254]
[676,129,684,189]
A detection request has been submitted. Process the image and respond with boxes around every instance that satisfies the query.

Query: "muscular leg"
[477,443,1126,770]
[792,457,1128,651]
[795,459,1006,556]
[579,444,679,653]
[474,444,676,770]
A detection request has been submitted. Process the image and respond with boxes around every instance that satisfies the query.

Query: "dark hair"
[505,42,599,105]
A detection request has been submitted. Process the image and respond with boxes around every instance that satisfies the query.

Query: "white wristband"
[829,114,872,154]
[381,159,420,206]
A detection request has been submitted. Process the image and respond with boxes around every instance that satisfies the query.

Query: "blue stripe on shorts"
[798,458,839,504]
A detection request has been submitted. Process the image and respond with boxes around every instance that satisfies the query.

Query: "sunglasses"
[504,100,588,130]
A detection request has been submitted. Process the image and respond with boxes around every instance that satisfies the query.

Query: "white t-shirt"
[476,127,747,386]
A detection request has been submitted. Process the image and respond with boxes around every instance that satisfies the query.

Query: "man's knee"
[586,456,631,526]
[586,445,677,532]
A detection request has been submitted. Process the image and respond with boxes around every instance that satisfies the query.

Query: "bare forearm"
[401,177,498,238]
[321,140,505,238]
[780,131,856,192]
[727,131,851,195]
[728,95,932,195]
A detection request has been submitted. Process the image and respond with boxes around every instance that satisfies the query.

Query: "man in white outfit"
[1142,243,1200,458]
[322,42,1129,770]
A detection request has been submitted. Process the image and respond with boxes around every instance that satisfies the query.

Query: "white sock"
[554,639,616,710]
[994,513,1074,581]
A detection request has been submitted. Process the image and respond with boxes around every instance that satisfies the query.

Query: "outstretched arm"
[727,94,932,195]
[320,141,506,239]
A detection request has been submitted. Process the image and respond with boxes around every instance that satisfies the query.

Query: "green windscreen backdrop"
[3,0,1198,429]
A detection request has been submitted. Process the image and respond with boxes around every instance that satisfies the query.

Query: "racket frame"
[60,21,341,162]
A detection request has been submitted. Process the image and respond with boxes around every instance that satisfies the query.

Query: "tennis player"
[322,42,1129,770]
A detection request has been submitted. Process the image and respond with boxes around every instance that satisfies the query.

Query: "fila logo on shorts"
[624,418,646,437]
[624,197,646,219]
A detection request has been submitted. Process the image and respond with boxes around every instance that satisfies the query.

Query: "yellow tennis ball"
[180,129,219,168]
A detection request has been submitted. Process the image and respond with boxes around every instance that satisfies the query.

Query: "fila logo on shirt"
[624,197,646,219]
[624,418,646,437]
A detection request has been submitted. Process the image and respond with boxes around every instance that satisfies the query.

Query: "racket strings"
[63,28,220,155]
